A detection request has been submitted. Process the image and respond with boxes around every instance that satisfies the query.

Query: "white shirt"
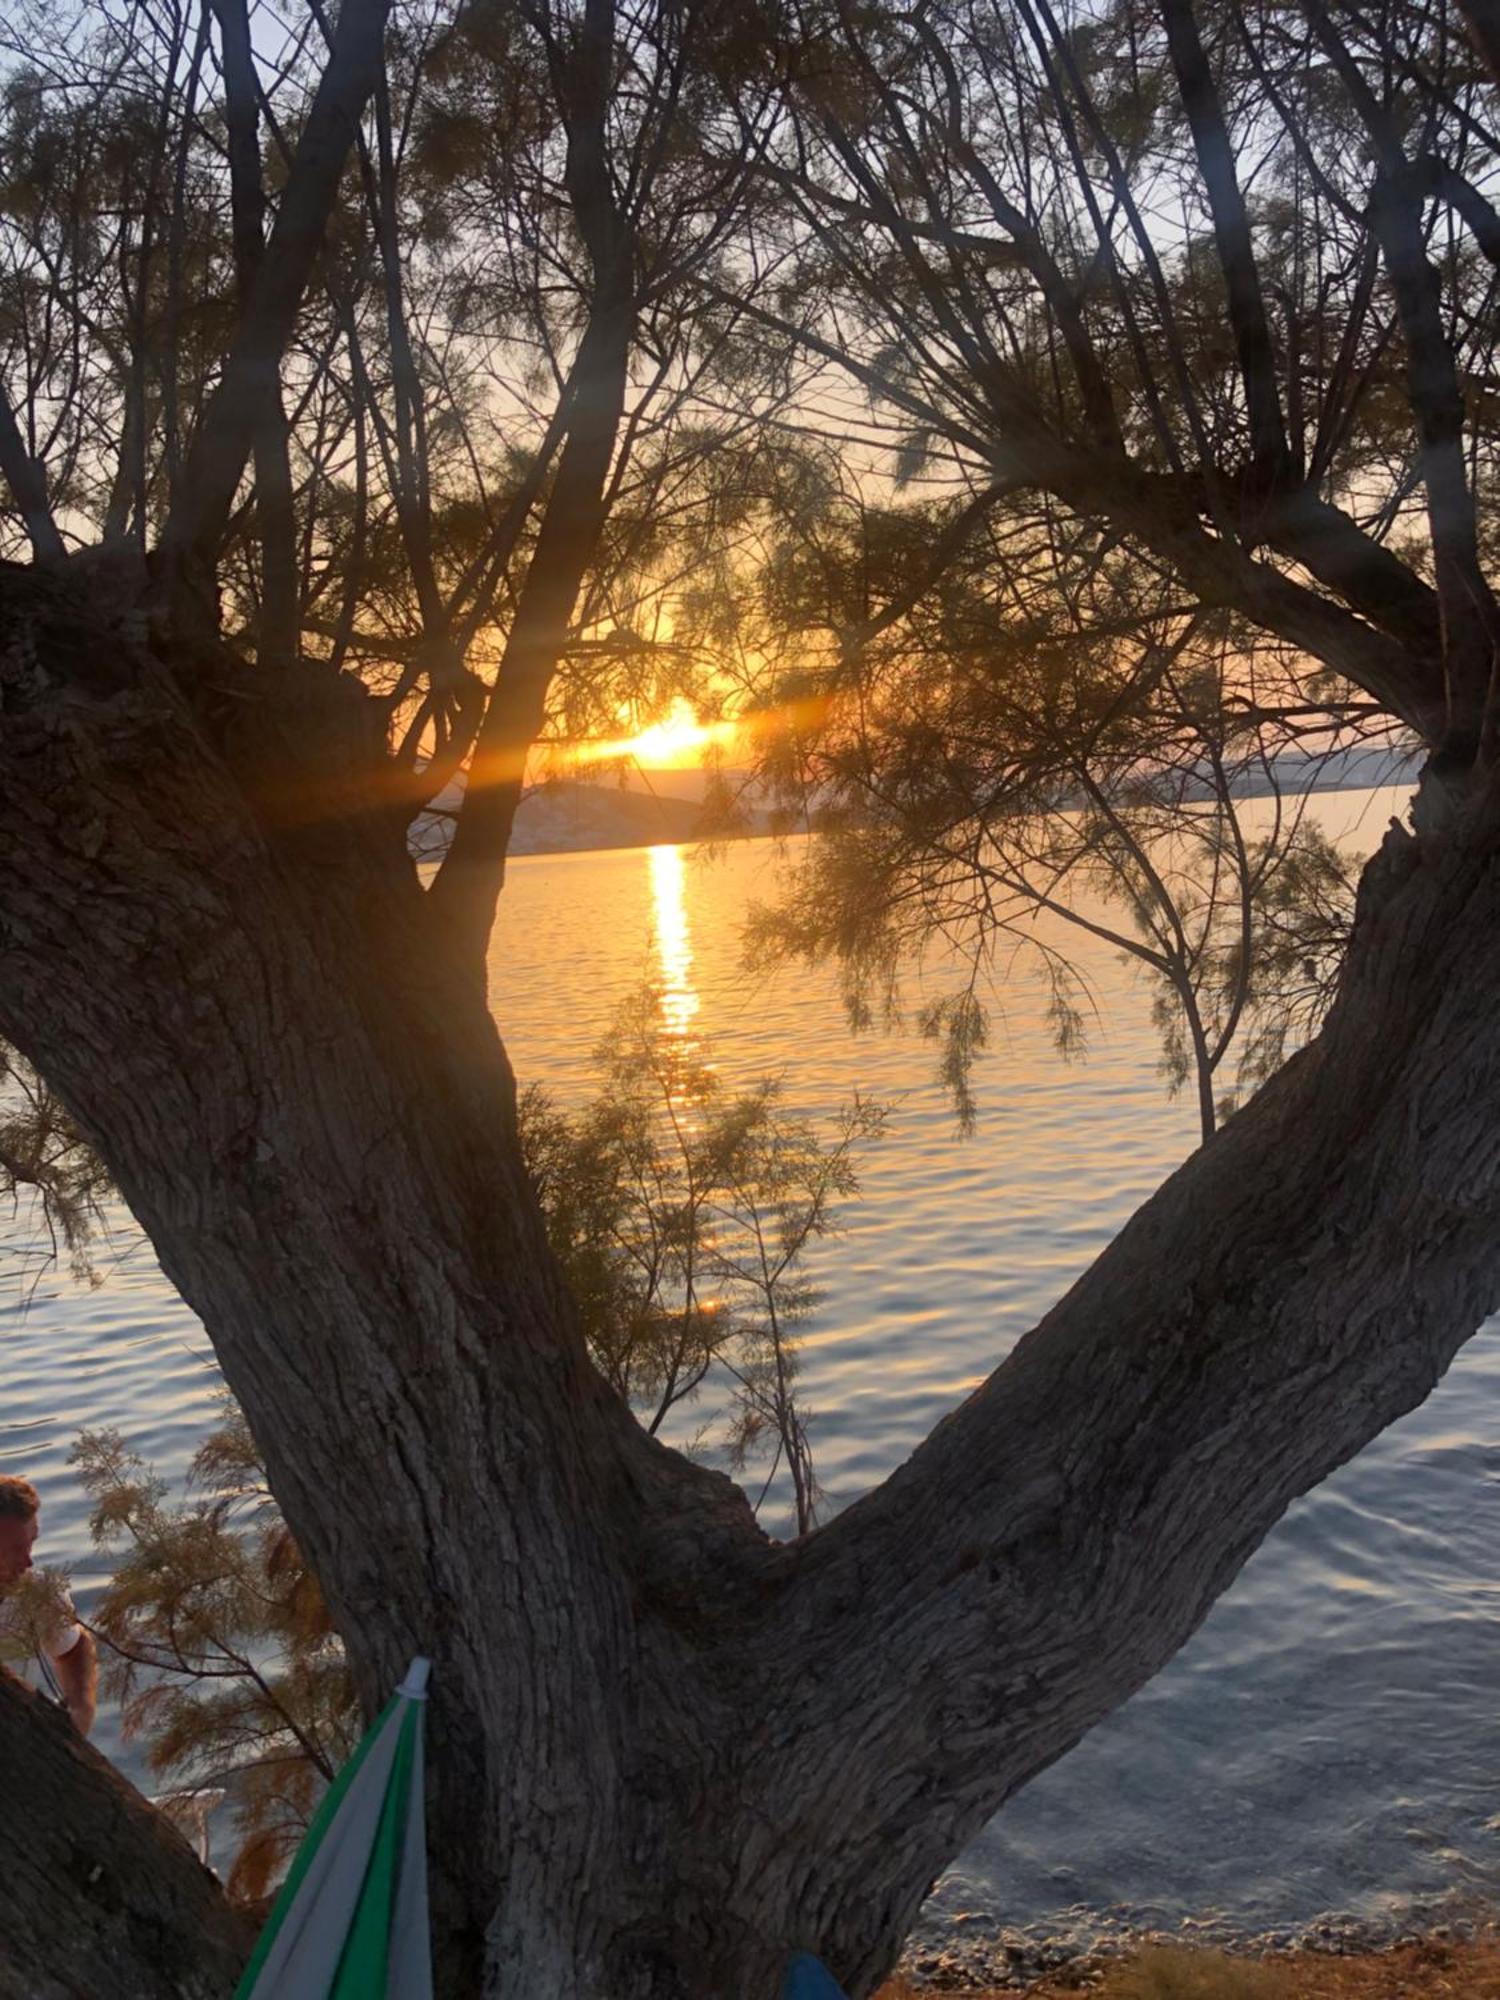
[51,1616,84,1659]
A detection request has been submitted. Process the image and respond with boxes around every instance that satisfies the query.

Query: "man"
[0,1474,97,1735]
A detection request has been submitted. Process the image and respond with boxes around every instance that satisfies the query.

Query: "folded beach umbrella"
[234,1657,433,2000]
[783,1951,850,1998]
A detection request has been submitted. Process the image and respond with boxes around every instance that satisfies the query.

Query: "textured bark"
[428,285,634,957]
[423,0,649,961]
[0,565,751,1995]
[0,1668,251,1999]
[6,559,1500,1998]
[429,0,636,966]
[1263,490,1442,660]
[724,784,1500,1994]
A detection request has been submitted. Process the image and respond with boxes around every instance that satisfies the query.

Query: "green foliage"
[1224,825,1361,1107]
[0,1565,81,1671]
[0,1042,109,1283]
[744,490,1383,1141]
[522,987,885,1529]
[1104,810,1360,1120]
[705,0,1468,1150]
[917,989,992,1136]
[69,1407,358,1905]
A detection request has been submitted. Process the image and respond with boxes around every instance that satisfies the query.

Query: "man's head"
[0,1477,39,1593]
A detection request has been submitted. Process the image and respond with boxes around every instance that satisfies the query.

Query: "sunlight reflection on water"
[650,841,700,1037]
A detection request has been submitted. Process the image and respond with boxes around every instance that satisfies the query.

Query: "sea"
[7,779,1500,1965]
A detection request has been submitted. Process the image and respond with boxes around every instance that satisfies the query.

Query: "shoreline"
[885,1916,1500,1993]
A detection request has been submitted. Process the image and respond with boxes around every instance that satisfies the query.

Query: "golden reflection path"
[649,843,700,1037]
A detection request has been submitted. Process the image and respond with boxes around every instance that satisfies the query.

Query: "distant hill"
[415,747,1420,861]
[1192,743,1420,801]
[410,774,776,863]
[509,782,710,855]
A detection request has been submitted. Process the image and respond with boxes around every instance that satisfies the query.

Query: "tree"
[1,1004,877,1910]
[5,0,1500,1996]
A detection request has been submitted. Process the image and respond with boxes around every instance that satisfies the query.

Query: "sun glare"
[574,697,739,770]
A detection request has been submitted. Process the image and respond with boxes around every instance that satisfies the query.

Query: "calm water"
[6,782,1500,1955]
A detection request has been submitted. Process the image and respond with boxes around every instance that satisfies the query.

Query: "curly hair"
[0,1476,39,1522]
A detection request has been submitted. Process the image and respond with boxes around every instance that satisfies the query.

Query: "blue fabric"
[783,1952,849,1999]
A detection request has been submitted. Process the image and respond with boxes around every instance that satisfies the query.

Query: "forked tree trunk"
[5,570,1500,1997]
[0,1669,252,1998]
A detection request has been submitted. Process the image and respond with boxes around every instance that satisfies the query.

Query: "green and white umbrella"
[235,1657,433,2000]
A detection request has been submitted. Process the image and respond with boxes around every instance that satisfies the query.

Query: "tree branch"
[1159,0,1290,482]
[747,814,1500,1993]
[0,387,65,562]
[0,1668,251,1996]
[1309,4,1500,738]
[158,0,394,636]
[212,0,300,661]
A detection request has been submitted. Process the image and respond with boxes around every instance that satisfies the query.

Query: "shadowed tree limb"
[1159,0,1291,484]
[1458,0,1500,85]
[212,0,301,663]
[158,0,395,637]
[0,388,65,562]
[0,1668,252,2000]
[1307,2,1500,737]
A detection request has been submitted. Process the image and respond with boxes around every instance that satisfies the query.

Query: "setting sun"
[572,696,740,770]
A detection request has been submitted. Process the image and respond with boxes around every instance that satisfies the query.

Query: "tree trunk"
[6,568,1500,1997]
[0,1668,252,1998]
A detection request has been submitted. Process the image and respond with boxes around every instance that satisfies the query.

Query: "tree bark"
[0,1668,252,1998]
[0,390,65,563]
[6,564,1500,1997]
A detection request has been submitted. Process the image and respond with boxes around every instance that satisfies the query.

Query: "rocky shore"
[882,1919,1500,1994]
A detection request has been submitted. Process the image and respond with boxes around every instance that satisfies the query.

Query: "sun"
[576,697,738,770]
